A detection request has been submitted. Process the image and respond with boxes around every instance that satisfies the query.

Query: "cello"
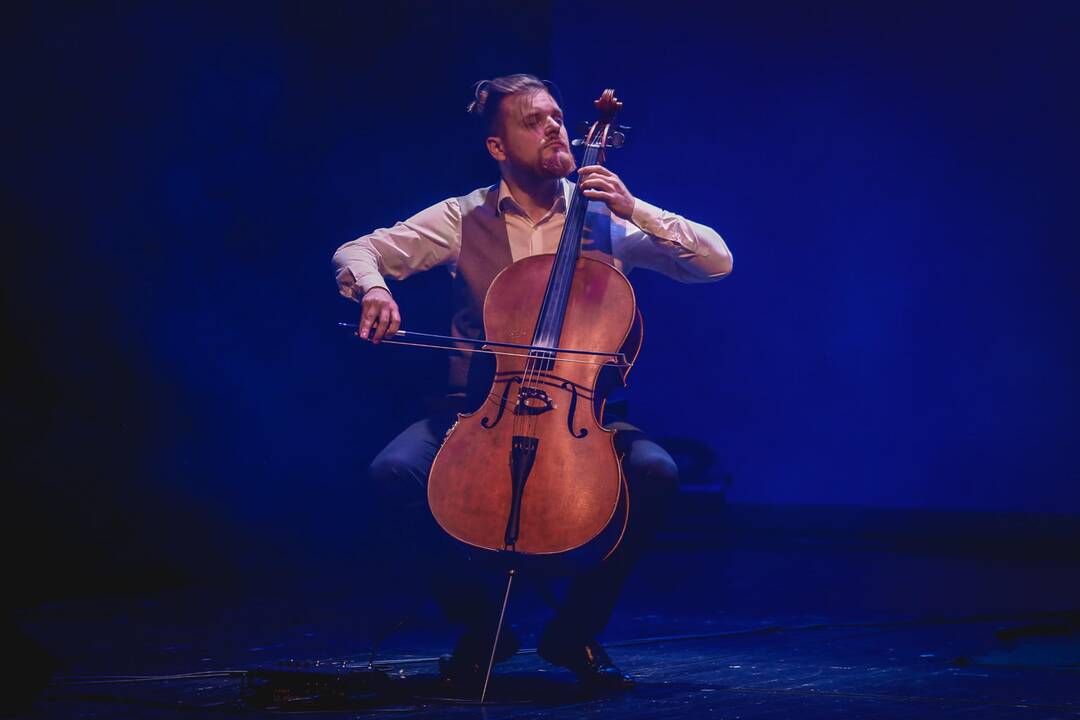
[427,89,640,561]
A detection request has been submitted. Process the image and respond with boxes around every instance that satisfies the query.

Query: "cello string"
[520,117,608,442]
[516,138,600,442]
[527,139,594,388]
[520,136,601,442]
[541,141,592,351]
[528,135,598,415]
[519,172,573,440]
[519,177,572,439]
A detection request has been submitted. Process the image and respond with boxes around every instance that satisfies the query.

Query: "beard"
[539,144,576,178]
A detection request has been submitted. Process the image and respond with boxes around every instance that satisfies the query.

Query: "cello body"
[427,253,641,556]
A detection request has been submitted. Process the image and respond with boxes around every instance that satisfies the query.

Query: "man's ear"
[486,135,506,162]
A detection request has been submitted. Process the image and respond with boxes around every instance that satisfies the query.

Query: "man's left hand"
[578,165,635,220]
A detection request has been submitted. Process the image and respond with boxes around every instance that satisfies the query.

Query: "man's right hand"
[359,287,402,343]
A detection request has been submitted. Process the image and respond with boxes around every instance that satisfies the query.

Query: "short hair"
[466,73,559,134]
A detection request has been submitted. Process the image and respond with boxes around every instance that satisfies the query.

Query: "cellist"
[332,73,733,692]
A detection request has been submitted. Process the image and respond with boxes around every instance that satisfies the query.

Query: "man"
[333,74,732,691]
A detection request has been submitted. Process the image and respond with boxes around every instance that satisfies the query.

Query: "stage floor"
[17,502,1080,718]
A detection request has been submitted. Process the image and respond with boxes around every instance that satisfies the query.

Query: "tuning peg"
[571,138,585,147]
[618,125,632,131]
[608,132,625,148]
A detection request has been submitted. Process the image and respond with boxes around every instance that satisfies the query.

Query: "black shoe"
[437,629,520,694]
[537,637,635,691]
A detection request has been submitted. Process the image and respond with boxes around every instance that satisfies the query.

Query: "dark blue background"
[6,1,1078,598]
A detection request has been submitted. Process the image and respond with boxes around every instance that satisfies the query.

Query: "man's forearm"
[333,240,389,300]
[622,199,734,281]
[331,197,463,301]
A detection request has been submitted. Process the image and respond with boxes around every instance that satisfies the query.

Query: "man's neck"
[501,170,562,224]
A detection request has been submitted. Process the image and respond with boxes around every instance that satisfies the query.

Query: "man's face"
[490,90,575,179]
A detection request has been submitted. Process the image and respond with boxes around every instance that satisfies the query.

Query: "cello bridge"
[514,387,555,416]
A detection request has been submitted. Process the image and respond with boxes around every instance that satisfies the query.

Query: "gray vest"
[448,183,617,397]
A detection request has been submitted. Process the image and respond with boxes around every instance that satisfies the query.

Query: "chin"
[540,149,576,178]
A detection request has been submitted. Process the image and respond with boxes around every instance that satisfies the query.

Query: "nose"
[543,115,561,135]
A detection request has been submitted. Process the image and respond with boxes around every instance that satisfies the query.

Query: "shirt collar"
[495,178,572,217]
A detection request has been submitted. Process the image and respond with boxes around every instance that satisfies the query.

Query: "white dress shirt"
[333,178,732,300]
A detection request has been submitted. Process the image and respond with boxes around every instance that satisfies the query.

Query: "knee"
[368,449,426,496]
[626,453,680,498]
